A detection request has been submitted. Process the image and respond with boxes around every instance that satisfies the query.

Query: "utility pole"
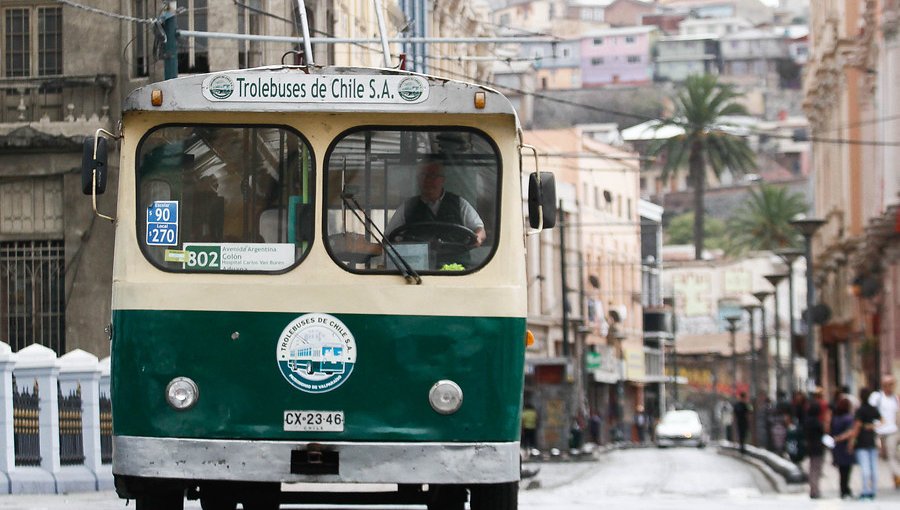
[560,199,569,357]
[162,2,178,80]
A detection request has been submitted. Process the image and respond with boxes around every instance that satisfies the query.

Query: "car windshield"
[662,412,699,425]
[137,125,314,272]
[324,128,500,274]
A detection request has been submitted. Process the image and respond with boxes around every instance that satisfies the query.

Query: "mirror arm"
[520,143,543,234]
[91,128,122,223]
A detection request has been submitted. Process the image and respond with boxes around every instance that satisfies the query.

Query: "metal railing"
[58,383,85,466]
[12,377,41,467]
[99,394,112,465]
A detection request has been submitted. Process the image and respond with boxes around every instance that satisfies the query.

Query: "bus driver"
[386,158,487,253]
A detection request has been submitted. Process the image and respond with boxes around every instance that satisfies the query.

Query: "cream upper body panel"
[112,108,527,318]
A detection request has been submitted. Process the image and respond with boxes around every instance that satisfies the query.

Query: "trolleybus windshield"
[324,128,500,274]
[136,125,314,273]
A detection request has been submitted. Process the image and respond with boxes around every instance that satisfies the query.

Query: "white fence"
[0,341,112,493]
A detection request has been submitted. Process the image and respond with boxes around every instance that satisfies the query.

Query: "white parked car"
[655,410,707,448]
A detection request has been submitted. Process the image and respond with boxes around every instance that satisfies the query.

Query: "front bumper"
[113,436,519,484]
[656,436,703,447]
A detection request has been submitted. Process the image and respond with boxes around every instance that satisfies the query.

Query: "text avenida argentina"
[235,76,397,100]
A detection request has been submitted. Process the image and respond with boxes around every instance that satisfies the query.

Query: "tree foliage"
[650,74,757,259]
[726,184,808,254]
[666,212,728,251]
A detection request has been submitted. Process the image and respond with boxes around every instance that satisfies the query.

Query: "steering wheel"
[387,221,478,254]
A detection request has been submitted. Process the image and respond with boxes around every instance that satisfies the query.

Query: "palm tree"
[651,74,757,260]
[726,184,808,254]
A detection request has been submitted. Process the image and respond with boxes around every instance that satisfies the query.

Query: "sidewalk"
[799,455,900,500]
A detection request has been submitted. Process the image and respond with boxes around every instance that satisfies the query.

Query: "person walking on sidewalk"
[853,387,883,500]
[831,398,856,499]
[868,375,899,489]
[803,403,827,499]
[733,392,752,454]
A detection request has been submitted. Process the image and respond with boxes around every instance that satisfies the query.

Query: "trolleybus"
[83,64,556,510]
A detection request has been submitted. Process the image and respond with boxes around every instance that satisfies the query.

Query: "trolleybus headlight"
[166,377,199,410]
[428,380,463,414]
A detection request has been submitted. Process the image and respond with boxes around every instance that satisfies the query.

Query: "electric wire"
[54,1,900,147]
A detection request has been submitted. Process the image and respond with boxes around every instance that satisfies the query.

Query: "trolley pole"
[162,2,178,80]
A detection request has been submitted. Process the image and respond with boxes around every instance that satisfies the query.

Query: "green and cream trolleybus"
[82,65,556,510]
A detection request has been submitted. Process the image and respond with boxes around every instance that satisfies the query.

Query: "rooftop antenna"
[294,0,314,65]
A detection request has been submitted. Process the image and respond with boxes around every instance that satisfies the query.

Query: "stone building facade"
[803,0,900,391]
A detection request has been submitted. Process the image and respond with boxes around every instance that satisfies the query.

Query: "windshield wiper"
[340,191,422,285]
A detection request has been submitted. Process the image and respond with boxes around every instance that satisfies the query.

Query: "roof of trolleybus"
[123,66,521,119]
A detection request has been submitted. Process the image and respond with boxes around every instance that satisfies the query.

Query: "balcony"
[0,74,115,125]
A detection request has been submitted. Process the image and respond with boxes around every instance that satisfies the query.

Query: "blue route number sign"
[146,201,179,246]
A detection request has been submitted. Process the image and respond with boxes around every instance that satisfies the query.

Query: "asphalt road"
[2,447,898,509]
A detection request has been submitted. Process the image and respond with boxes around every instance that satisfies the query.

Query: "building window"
[562,47,570,58]
[132,0,151,77]
[625,36,635,43]
[1,240,65,354]
[239,0,264,68]
[3,5,62,77]
[499,14,510,26]
[176,0,209,74]
[627,55,640,63]
[593,37,603,45]
[591,57,604,65]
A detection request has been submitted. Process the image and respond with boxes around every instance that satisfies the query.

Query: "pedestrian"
[840,384,860,413]
[791,390,808,429]
[811,386,832,434]
[717,399,734,442]
[589,408,603,445]
[733,392,752,454]
[868,375,899,488]
[521,402,539,454]
[830,397,855,499]
[852,387,882,500]
[803,402,826,499]
[784,412,807,464]
[634,405,648,444]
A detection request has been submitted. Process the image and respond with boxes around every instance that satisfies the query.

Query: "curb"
[717,442,807,494]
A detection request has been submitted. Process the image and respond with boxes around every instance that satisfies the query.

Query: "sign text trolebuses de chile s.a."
[202,73,429,104]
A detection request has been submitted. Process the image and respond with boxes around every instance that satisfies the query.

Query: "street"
[2,447,898,509]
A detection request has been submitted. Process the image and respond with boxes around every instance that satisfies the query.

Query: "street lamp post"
[752,291,773,399]
[764,273,789,398]
[774,248,804,395]
[789,217,826,389]
[742,304,760,399]
[726,316,741,398]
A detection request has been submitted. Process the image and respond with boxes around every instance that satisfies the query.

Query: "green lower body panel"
[111,310,526,442]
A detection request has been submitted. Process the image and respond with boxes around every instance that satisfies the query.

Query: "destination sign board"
[202,73,429,104]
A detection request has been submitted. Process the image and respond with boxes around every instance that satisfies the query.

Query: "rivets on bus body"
[428,380,463,414]
[151,89,163,107]
[474,91,486,109]
[525,330,535,347]
[231,332,240,340]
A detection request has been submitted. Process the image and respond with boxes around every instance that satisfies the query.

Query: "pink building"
[580,26,657,87]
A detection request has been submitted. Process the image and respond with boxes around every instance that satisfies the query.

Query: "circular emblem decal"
[397,77,424,102]
[208,75,234,100]
[277,313,356,394]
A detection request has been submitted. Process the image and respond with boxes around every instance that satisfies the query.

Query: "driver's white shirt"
[386,191,484,236]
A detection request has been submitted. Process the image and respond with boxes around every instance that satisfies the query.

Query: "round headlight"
[166,377,199,410]
[428,380,463,415]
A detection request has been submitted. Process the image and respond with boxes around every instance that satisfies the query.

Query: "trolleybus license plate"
[284,410,344,432]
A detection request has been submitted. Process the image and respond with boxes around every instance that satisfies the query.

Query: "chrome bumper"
[113,436,519,484]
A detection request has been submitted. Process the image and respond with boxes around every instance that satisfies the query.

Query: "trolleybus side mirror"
[82,128,120,222]
[82,136,108,195]
[528,171,557,229]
